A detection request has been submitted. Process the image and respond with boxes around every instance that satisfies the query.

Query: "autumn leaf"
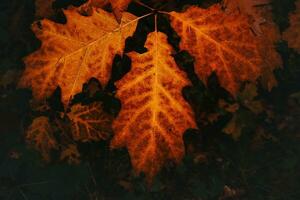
[239,83,263,114]
[18,7,138,105]
[222,0,271,34]
[60,144,81,164]
[110,0,132,23]
[223,114,245,140]
[111,31,196,181]
[87,0,132,22]
[256,6,282,91]
[283,0,300,53]
[26,116,58,161]
[169,5,281,96]
[67,102,113,142]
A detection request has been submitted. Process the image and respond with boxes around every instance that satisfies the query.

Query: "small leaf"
[67,102,113,142]
[60,144,80,164]
[223,114,244,140]
[283,0,300,53]
[26,116,58,161]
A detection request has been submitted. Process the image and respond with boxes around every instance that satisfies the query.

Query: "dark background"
[0,0,299,199]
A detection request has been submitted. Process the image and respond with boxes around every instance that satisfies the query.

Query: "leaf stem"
[134,0,155,11]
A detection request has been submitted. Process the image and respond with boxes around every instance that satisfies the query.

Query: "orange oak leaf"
[111,31,196,181]
[26,116,58,161]
[67,102,113,142]
[169,5,281,96]
[283,0,300,53]
[18,7,138,105]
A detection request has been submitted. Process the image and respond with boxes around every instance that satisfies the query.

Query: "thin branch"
[158,10,170,15]
[134,0,155,11]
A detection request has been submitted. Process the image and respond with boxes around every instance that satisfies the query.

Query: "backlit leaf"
[18,7,138,105]
[67,102,113,142]
[111,31,196,182]
[169,5,281,96]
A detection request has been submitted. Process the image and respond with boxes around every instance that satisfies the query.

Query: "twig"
[134,0,155,11]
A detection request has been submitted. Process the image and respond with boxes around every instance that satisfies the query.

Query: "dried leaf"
[222,0,270,34]
[256,6,282,91]
[223,114,244,140]
[283,0,300,53]
[67,102,113,142]
[18,7,138,105]
[60,144,80,164]
[111,32,196,182]
[239,83,264,114]
[169,5,281,96]
[26,116,58,161]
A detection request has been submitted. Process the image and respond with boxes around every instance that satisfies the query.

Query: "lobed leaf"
[67,102,113,142]
[111,31,196,182]
[18,7,138,105]
[169,5,281,96]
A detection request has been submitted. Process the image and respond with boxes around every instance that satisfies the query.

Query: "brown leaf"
[67,102,113,142]
[169,5,281,96]
[256,6,282,91]
[26,116,58,161]
[283,0,300,53]
[223,114,244,140]
[60,144,80,164]
[222,0,271,34]
[18,7,138,105]
[111,31,196,182]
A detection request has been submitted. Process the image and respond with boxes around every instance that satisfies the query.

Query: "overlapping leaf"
[283,0,300,53]
[222,0,271,34]
[67,102,113,142]
[169,5,281,96]
[18,7,137,105]
[26,116,58,161]
[60,144,81,164]
[111,32,196,181]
